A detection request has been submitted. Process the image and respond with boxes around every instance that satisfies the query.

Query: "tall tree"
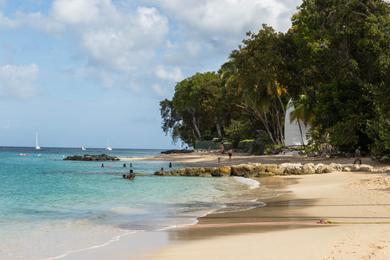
[228,25,288,144]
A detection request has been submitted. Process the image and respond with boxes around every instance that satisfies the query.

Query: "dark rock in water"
[64,154,120,161]
[161,149,194,154]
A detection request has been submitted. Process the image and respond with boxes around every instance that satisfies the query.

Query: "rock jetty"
[161,149,194,154]
[64,154,120,161]
[154,163,389,178]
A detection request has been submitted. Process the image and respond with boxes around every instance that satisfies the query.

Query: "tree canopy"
[160,0,390,159]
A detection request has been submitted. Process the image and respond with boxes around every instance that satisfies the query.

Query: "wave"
[43,230,137,260]
[233,176,260,189]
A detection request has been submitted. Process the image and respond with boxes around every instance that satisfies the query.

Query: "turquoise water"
[0,147,252,259]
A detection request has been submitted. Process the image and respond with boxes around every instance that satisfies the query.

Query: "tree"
[288,0,390,152]
[228,25,288,144]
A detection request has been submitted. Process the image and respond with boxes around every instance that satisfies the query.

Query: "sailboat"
[35,132,41,150]
[105,139,112,151]
[81,146,87,151]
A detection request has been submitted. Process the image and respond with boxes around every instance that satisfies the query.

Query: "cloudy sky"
[0,0,300,149]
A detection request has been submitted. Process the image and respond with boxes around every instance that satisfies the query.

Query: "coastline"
[34,152,390,260]
[120,151,386,168]
[134,152,390,259]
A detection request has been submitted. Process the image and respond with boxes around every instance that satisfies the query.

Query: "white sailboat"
[105,139,112,151]
[81,146,87,151]
[35,132,41,150]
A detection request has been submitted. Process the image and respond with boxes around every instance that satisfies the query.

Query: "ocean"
[0,147,258,259]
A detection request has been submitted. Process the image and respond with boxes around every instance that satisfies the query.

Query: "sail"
[35,133,41,150]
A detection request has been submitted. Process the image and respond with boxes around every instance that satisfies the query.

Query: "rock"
[315,164,335,174]
[264,164,280,174]
[342,164,354,172]
[352,165,361,171]
[358,164,374,172]
[329,163,343,171]
[255,171,275,177]
[343,167,352,172]
[280,163,303,175]
[218,166,232,176]
[64,154,120,161]
[161,149,194,154]
[231,165,249,176]
[154,171,164,176]
[302,163,316,175]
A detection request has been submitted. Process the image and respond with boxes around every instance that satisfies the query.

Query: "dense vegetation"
[160,0,390,160]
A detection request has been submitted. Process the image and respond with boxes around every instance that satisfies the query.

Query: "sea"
[0,147,260,259]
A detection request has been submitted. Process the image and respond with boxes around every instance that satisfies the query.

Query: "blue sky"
[0,0,300,149]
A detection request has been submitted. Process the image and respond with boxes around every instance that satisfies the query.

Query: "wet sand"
[147,171,390,259]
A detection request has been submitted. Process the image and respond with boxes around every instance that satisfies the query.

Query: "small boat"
[105,139,112,151]
[35,132,41,150]
[81,146,87,151]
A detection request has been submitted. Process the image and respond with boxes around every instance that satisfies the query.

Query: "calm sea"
[0,147,256,259]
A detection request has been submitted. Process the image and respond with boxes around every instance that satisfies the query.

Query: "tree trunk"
[297,120,305,147]
[216,121,222,138]
[192,115,202,140]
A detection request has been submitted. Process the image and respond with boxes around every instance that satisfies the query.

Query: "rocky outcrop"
[64,154,120,161]
[161,149,194,154]
[154,162,388,177]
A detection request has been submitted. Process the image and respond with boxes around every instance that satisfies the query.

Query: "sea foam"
[233,176,260,189]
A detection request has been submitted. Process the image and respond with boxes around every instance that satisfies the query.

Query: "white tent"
[284,99,310,146]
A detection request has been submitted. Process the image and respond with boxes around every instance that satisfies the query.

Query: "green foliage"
[287,0,390,155]
[160,0,390,158]
[224,120,254,148]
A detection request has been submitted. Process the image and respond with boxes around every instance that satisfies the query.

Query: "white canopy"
[284,99,310,146]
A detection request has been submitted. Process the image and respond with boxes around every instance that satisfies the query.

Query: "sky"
[0,0,301,149]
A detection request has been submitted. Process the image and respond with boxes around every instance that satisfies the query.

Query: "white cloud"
[152,84,166,96]
[156,66,183,82]
[0,64,39,99]
[153,0,296,34]
[51,0,103,25]
[0,0,300,96]
[81,6,168,72]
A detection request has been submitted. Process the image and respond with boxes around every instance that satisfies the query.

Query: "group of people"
[122,162,173,180]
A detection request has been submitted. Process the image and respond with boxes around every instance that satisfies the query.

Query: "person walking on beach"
[353,147,362,165]
[228,150,233,160]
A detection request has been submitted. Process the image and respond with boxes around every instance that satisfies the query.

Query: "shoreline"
[35,152,390,259]
[141,153,390,259]
[38,161,263,260]
[120,151,388,168]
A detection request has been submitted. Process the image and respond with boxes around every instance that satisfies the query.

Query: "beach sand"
[120,151,385,168]
[146,169,390,259]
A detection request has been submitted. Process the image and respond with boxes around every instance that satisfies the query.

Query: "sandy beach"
[135,152,390,260]
[120,152,385,168]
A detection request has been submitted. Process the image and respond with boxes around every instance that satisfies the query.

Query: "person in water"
[130,163,133,168]
[101,163,104,168]
[123,163,126,168]
[169,162,172,168]
[126,169,135,180]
